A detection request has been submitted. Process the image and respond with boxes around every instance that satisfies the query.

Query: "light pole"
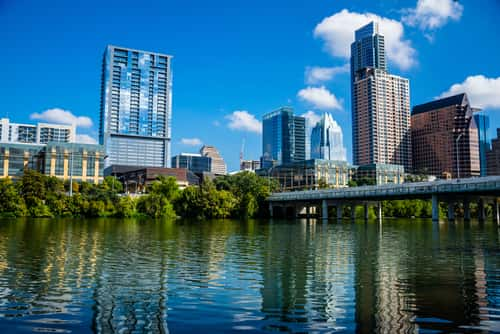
[69,151,74,196]
[455,132,464,179]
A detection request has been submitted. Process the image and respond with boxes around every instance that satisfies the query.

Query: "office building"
[257,159,355,191]
[411,93,480,178]
[0,142,104,183]
[350,22,411,172]
[0,118,75,144]
[171,153,211,174]
[310,112,347,161]
[118,167,200,192]
[474,112,490,176]
[262,107,306,168]
[354,163,405,185]
[200,145,227,175]
[487,129,500,176]
[240,159,261,172]
[99,45,172,168]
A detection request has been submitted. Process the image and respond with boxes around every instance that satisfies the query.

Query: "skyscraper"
[351,22,411,171]
[411,93,480,178]
[310,112,347,161]
[262,107,306,168]
[200,145,227,175]
[99,45,172,168]
[473,112,490,176]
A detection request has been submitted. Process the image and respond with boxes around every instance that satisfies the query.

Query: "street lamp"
[455,132,464,179]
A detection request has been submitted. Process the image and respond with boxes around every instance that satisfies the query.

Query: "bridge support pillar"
[432,195,439,222]
[322,200,328,220]
[337,204,343,221]
[351,204,356,221]
[364,203,369,221]
[464,198,471,221]
[376,202,382,223]
[269,202,274,218]
[478,199,486,222]
[494,199,499,225]
[447,202,455,221]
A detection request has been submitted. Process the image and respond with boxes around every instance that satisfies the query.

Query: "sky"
[1,0,499,171]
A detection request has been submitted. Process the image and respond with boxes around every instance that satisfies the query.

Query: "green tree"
[0,178,27,216]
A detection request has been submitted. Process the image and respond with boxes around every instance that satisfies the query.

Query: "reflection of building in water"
[354,223,417,333]
[260,222,357,332]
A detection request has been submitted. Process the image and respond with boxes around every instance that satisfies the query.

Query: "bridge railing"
[268,176,500,202]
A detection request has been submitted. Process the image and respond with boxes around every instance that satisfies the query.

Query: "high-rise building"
[487,129,500,176]
[350,22,386,75]
[310,112,347,161]
[200,145,227,175]
[350,22,411,171]
[171,153,211,174]
[99,45,172,168]
[411,93,480,178]
[473,112,490,176]
[262,107,306,168]
[0,118,75,144]
[352,68,411,169]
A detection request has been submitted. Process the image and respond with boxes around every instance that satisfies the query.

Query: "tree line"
[0,170,278,219]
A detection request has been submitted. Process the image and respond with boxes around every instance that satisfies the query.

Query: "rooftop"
[412,93,467,116]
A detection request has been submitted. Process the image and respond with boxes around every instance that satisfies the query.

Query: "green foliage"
[115,196,137,218]
[0,178,27,217]
[137,193,176,219]
[213,172,278,218]
[382,199,432,218]
[102,176,123,193]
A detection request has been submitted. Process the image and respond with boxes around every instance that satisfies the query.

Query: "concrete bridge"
[268,176,500,222]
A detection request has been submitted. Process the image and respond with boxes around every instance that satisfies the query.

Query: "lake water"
[0,218,499,333]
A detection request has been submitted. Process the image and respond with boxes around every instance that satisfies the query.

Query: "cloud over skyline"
[439,75,500,109]
[403,0,463,31]
[75,134,97,144]
[30,108,93,128]
[297,86,342,110]
[180,137,203,146]
[314,9,416,70]
[225,110,262,134]
[305,64,349,85]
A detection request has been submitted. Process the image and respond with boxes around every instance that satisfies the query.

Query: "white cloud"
[305,64,349,84]
[301,110,322,128]
[297,86,342,110]
[213,120,221,127]
[438,75,500,109]
[180,137,203,146]
[75,134,97,144]
[314,9,416,70]
[30,108,93,128]
[403,0,463,31]
[225,110,262,134]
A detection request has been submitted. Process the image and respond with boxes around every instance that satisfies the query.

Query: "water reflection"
[0,218,498,333]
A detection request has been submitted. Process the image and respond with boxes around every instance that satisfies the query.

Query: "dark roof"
[412,93,467,116]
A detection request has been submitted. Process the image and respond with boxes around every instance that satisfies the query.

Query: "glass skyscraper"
[262,107,305,168]
[99,45,172,168]
[310,112,347,161]
[473,112,490,176]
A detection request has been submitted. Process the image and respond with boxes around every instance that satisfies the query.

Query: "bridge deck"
[268,176,500,202]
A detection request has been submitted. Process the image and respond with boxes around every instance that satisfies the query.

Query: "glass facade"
[0,142,104,183]
[473,112,490,176]
[310,112,347,161]
[262,107,306,168]
[100,45,172,168]
[171,154,211,174]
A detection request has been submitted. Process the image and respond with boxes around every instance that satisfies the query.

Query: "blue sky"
[1,0,499,171]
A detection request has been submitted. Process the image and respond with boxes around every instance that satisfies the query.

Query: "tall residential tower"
[351,22,412,171]
[99,45,172,167]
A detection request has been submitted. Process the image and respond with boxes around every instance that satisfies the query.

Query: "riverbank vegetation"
[0,169,492,220]
[0,170,278,219]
